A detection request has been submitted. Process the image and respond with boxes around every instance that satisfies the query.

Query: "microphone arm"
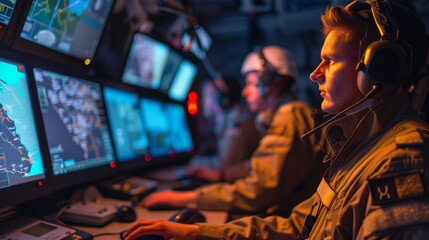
[301,84,380,139]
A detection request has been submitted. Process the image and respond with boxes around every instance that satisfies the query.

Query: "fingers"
[124,219,166,240]
[141,190,171,207]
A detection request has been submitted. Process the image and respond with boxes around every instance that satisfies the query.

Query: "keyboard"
[111,177,158,195]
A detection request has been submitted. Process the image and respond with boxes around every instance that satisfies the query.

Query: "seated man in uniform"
[123,1,429,239]
[140,45,326,218]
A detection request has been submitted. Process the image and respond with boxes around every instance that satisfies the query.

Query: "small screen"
[140,99,171,157]
[0,57,45,189]
[0,0,17,25]
[21,222,57,237]
[159,50,182,92]
[167,59,197,102]
[164,103,193,153]
[181,26,212,59]
[20,0,114,60]
[33,68,114,175]
[122,33,169,89]
[103,87,149,162]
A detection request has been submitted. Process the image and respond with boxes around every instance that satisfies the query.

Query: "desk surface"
[74,207,227,239]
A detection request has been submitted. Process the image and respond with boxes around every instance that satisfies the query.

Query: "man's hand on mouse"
[121,219,199,240]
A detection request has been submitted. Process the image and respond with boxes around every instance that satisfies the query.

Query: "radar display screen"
[33,68,114,175]
[20,0,114,60]
[0,0,17,25]
[103,86,149,162]
[0,57,45,189]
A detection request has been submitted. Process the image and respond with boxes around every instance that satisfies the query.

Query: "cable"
[301,84,380,139]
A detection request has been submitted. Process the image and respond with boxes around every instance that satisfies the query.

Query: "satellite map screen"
[0,0,17,25]
[122,33,169,90]
[20,0,114,60]
[103,86,149,162]
[0,57,45,189]
[164,103,193,153]
[33,68,114,175]
[167,59,197,102]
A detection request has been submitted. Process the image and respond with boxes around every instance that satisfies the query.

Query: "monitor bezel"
[166,57,199,102]
[27,58,118,191]
[0,47,52,209]
[7,0,114,70]
[101,80,195,173]
[119,32,199,94]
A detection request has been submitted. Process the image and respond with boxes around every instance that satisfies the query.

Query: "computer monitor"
[33,67,115,189]
[139,98,171,157]
[122,33,170,90]
[181,25,212,60]
[103,86,149,162]
[164,102,194,154]
[159,50,182,93]
[19,0,114,61]
[167,59,198,102]
[0,0,17,26]
[0,54,49,208]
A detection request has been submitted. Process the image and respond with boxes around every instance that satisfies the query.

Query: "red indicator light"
[144,154,152,162]
[37,181,43,187]
[109,162,116,168]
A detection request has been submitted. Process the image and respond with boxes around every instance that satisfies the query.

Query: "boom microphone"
[301,84,380,139]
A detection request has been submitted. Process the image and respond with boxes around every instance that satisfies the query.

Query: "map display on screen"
[0,57,44,189]
[33,68,114,175]
[20,0,113,60]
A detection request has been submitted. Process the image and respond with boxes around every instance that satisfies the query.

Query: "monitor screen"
[159,50,182,92]
[33,68,115,176]
[122,33,170,89]
[140,98,171,157]
[164,103,193,153]
[167,59,198,102]
[0,0,17,25]
[20,0,114,60]
[181,25,212,60]
[0,57,45,189]
[103,86,149,162]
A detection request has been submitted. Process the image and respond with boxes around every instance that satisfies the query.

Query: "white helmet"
[241,45,298,81]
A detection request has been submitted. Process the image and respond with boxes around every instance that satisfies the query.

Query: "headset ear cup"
[357,69,373,95]
[357,40,408,96]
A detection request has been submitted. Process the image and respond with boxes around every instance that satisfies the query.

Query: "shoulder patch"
[368,170,427,205]
[395,131,424,148]
[268,125,287,135]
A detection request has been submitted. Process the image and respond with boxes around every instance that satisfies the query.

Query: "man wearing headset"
[123,1,429,239]
[140,45,326,218]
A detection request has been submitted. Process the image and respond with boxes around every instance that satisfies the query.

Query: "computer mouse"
[168,208,206,224]
[116,205,137,222]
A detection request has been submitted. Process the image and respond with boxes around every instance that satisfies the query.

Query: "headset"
[257,46,295,96]
[353,0,412,96]
[215,74,242,110]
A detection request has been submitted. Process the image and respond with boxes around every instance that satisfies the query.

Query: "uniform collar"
[323,92,416,164]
